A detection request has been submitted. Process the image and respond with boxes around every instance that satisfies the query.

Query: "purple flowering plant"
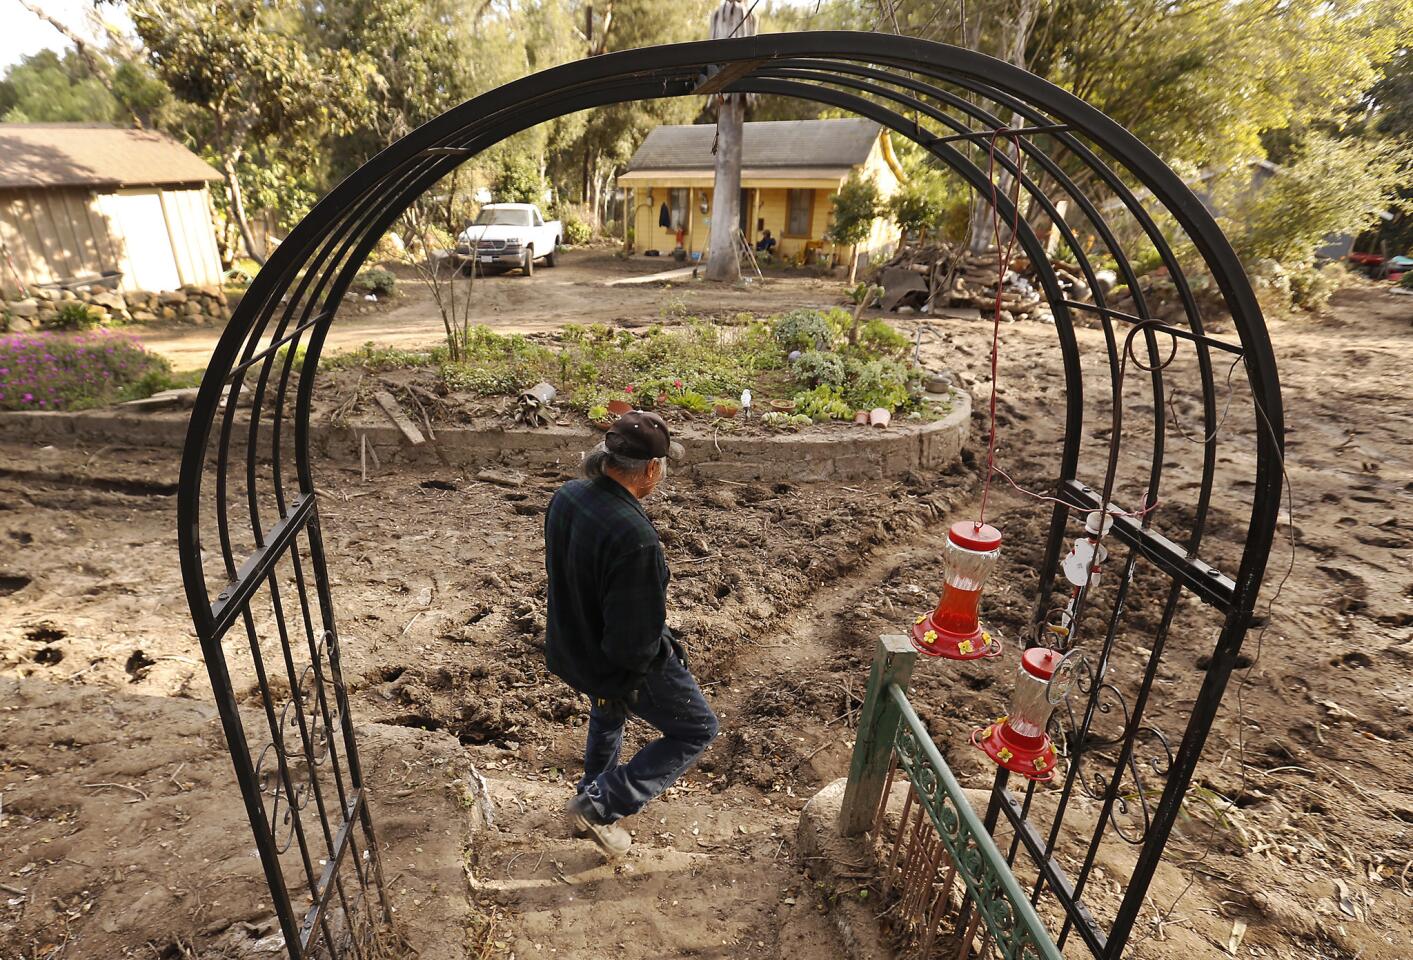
[0,331,173,411]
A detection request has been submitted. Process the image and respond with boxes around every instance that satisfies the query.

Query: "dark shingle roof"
[626,118,880,172]
[0,123,220,190]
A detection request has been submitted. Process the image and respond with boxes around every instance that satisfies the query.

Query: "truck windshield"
[473,208,533,227]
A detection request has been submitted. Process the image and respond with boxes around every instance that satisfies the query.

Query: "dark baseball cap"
[605,410,684,461]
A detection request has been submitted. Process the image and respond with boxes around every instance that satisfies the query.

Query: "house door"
[739,188,751,236]
[94,189,182,292]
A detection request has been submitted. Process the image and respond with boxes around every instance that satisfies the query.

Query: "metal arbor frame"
[176,32,1283,960]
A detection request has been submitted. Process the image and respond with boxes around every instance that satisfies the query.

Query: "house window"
[785,189,814,237]
[668,188,689,230]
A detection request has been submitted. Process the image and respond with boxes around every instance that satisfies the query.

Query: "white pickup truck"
[454,202,561,275]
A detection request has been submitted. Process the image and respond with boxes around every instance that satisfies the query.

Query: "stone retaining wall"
[0,389,969,483]
[2,284,229,332]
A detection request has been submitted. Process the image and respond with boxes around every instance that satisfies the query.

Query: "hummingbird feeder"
[1052,509,1112,639]
[910,520,1003,659]
[972,647,1076,781]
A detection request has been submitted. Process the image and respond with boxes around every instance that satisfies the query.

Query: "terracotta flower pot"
[714,403,739,418]
[869,408,891,428]
[590,419,613,431]
[606,399,633,415]
[854,409,870,424]
[769,399,797,412]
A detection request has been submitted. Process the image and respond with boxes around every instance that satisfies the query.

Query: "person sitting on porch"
[755,229,777,254]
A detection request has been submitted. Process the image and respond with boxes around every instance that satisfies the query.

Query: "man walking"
[543,411,719,857]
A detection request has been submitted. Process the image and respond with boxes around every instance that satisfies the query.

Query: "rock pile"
[1,283,229,331]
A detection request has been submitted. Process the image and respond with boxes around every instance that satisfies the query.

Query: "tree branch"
[15,0,145,129]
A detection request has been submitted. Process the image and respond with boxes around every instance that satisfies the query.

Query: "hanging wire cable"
[976,126,1025,525]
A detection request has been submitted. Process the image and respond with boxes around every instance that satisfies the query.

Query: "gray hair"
[582,442,664,481]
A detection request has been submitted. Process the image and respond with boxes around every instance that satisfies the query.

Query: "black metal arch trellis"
[177,31,1283,960]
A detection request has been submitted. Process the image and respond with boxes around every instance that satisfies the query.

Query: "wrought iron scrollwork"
[176,30,1282,960]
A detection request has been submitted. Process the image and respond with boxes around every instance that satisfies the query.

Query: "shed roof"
[0,123,221,190]
[625,118,881,173]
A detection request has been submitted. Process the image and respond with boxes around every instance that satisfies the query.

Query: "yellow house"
[618,118,904,269]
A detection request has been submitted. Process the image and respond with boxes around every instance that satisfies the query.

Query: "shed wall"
[0,184,222,296]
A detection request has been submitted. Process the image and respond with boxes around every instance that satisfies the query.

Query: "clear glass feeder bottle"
[973,647,1074,781]
[911,520,1002,659]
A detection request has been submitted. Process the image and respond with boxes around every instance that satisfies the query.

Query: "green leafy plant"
[50,302,101,331]
[353,267,396,297]
[792,384,854,421]
[324,341,439,370]
[827,172,883,282]
[771,309,834,351]
[791,350,845,389]
[843,358,912,412]
[669,390,712,414]
[587,403,610,421]
[886,177,950,244]
[493,154,546,204]
[558,205,594,246]
[858,318,910,359]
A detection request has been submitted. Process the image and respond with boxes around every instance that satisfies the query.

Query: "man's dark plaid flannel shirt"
[543,476,671,700]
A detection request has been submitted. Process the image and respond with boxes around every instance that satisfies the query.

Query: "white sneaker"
[565,794,632,857]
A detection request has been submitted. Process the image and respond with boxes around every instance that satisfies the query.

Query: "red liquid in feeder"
[932,584,983,636]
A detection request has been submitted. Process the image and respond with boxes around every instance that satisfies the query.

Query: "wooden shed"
[0,123,223,297]
[618,118,904,266]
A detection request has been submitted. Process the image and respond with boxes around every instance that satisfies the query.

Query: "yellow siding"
[620,130,904,269]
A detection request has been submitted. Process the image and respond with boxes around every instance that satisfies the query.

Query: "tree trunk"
[705,94,744,283]
[847,242,859,284]
[222,154,265,266]
[965,0,1040,255]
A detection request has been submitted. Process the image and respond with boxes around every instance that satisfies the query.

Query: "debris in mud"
[23,624,65,644]
[124,649,156,682]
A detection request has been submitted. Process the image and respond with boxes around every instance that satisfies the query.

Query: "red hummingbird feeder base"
[972,717,1058,781]
[909,612,1002,660]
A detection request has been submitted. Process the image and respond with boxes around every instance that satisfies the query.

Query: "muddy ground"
[130,249,846,372]
[2,277,1410,960]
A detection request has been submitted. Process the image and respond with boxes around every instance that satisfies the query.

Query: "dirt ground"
[2,275,1410,960]
[130,249,847,371]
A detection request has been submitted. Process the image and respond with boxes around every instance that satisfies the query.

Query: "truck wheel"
[545,246,557,268]
[523,247,534,277]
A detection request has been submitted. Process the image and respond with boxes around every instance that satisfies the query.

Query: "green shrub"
[50,302,101,330]
[1287,261,1347,311]
[354,267,396,297]
[1222,134,1413,267]
[0,330,171,411]
[493,155,546,204]
[760,411,807,430]
[559,207,593,246]
[858,318,910,358]
[826,172,882,248]
[792,384,854,421]
[668,390,712,414]
[792,350,845,389]
[771,309,834,351]
[843,358,912,412]
[324,341,438,370]
[1400,271,1413,290]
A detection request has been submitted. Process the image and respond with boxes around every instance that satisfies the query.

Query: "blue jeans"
[577,653,719,823]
